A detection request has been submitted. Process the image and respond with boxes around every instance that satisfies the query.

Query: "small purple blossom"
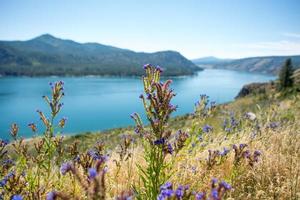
[220,181,232,190]
[46,191,57,200]
[211,189,218,199]
[143,64,151,69]
[156,65,164,72]
[12,195,23,200]
[154,138,165,145]
[88,168,97,179]
[195,192,206,200]
[60,162,73,175]
[220,147,230,156]
[202,124,213,133]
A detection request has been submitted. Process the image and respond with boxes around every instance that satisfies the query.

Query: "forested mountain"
[0,34,201,76]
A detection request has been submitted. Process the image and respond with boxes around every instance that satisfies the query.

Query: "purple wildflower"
[154,138,165,145]
[239,143,247,149]
[220,147,230,156]
[160,182,172,190]
[143,64,151,69]
[211,178,218,186]
[167,143,173,154]
[0,179,7,187]
[156,65,164,72]
[12,195,23,200]
[46,191,57,200]
[210,189,218,200]
[158,182,174,199]
[195,192,206,200]
[219,181,232,190]
[88,168,97,179]
[60,162,73,175]
[202,124,213,133]
[0,139,9,147]
[175,185,185,199]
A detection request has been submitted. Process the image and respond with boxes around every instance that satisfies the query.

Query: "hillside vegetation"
[0,34,201,77]
[0,65,299,200]
[193,55,300,75]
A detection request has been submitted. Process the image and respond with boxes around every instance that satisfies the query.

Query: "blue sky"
[0,0,300,59]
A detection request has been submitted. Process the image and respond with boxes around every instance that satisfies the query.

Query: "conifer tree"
[279,58,294,89]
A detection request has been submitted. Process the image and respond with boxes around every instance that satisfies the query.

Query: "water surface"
[0,69,275,138]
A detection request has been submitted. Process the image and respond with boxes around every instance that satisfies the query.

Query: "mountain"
[192,55,300,74]
[0,34,202,76]
[192,56,233,65]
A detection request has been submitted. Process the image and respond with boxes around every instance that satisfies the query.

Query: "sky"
[0,0,300,59]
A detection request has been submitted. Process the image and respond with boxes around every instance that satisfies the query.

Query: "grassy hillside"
[0,65,299,200]
[193,55,300,75]
[0,34,201,77]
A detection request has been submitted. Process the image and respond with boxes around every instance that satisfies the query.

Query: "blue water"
[0,69,275,139]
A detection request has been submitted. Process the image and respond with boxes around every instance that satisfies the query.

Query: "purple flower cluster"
[233,143,262,166]
[60,162,73,175]
[158,179,231,200]
[0,171,15,187]
[157,182,189,200]
[88,168,97,179]
[0,139,8,147]
[46,191,57,200]
[12,195,23,200]
[202,124,213,133]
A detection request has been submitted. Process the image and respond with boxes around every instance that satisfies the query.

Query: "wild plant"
[206,147,230,170]
[222,112,241,134]
[194,95,216,119]
[157,178,231,200]
[131,64,188,199]
[47,157,108,200]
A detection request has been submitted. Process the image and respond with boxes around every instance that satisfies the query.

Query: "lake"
[0,69,275,139]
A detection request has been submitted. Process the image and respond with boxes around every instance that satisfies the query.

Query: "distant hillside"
[0,34,201,76]
[193,55,300,74]
[192,56,233,65]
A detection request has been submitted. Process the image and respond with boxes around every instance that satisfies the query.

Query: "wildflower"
[60,162,73,175]
[158,182,174,200]
[219,181,232,190]
[0,179,7,187]
[239,143,247,149]
[202,124,213,133]
[242,150,250,158]
[175,185,188,199]
[220,147,230,156]
[268,122,280,129]
[156,65,163,72]
[143,63,151,69]
[211,189,218,199]
[195,192,206,200]
[164,143,173,155]
[154,138,165,145]
[12,195,23,200]
[46,191,57,200]
[211,178,218,186]
[88,168,97,179]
